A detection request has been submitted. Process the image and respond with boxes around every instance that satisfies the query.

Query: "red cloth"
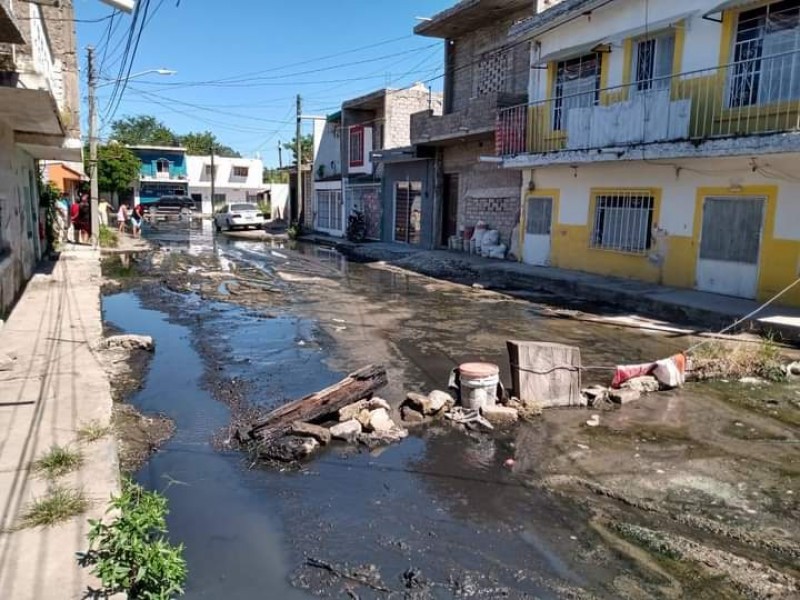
[611,354,687,389]
[69,203,79,223]
[611,362,655,388]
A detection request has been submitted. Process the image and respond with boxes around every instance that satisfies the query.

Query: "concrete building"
[341,83,439,240]
[186,155,264,214]
[0,0,82,315]
[129,145,189,206]
[43,161,86,201]
[311,113,345,236]
[497,0,800,307]
[410,0,532,249]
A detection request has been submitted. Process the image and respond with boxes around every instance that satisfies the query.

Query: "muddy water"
[103,223,740,598]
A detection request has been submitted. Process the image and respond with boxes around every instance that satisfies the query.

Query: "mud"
[99,220,799,599]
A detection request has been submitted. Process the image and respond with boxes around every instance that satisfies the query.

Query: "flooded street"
[101,221,799,599]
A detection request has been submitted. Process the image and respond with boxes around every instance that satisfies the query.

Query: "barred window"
[591,191,655,253]
[317,190,343,231]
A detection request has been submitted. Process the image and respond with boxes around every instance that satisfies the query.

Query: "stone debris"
[622,376,660,393]
[507,396,543,419]
[404,392,432,415]
[290,421,332,445]
[786,361,800,378]
[586,414,600,427]
[581,385,609,406]
[401,406,425,423]
[480,405,519,426]
[366,408,394,432]
[356,408,373,429]
[262,436,320,462]
[427,390,455,413]
[329,419,362,441]
[609,388,641,405]
[101,334,155,352]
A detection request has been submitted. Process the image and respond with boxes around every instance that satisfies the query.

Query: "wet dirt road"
[102,221,799,599]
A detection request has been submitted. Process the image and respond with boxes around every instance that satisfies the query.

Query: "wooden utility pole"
[210,143,216,211]
[294,94,302,225]
[277,141,283,169]
[87,46,99,240]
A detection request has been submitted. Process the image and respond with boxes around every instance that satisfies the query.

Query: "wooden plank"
[507,341,582,408]
[248,364,387,441]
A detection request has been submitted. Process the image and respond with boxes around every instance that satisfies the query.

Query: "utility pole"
[88,46,99,241]
[294,94,302,226]
[210,143,216,212]
[277,141,283,169]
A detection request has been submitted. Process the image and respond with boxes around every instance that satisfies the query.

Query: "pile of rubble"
[581,375,663,410]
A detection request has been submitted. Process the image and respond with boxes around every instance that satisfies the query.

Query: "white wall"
[313,121,342,180]
[186,155,264,214]
[532,154,800,242]
[263,183,289,220]
[530,0,726,101]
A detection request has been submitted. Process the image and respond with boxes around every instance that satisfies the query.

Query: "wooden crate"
[507,341,583,408]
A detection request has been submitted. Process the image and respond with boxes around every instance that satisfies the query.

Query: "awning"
[704,0,763,18]
[15,135,81,162]
[538,39,607,64]
[0,87,64,137]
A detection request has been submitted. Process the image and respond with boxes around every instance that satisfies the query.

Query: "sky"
[74,0,454,168]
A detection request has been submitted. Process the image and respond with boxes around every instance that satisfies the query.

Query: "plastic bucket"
[459,362,500,410]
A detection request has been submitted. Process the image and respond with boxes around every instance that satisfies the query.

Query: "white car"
[214,203,265,232]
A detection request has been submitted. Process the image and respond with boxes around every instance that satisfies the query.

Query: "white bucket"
[459,362,500,410]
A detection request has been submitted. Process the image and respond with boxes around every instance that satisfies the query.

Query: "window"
[204,164,217,178]
[729,0,800,107]
[591,191,655,253]
[553,53,602,130]
[476,48,511,96]
[634,32,675,92]
[316,190,343,231]
[232,166,249,178]
[349,126,364,167]
[156,158,170,173]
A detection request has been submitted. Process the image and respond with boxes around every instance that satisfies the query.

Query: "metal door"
[441,174,459,246]
[697,196,765,299]
[394,181,422,244]
[523,196,553,266]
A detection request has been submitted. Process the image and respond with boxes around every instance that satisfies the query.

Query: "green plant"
[690,337,787,382]
[78,420,111,443]
[78,479,187,599]
[98,225,119,248]
[287,221,304,240]
[33,445,84,478]
[20,486,88,528]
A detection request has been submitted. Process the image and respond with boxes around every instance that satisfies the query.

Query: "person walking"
[77,195,91,244]
[98,198,111,228]
[117,203,129,234]
[130,204,142,238]
[69,197,80,244]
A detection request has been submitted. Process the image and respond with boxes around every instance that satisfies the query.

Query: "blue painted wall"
[130,148,188,178]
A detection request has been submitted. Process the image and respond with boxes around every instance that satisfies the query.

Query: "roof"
[509,0,613,39]
[327,111,342,123]
[126,144,187,152]
[415,0,532,39]
[343,88,394,111]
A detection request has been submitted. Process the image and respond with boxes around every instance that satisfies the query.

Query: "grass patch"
[77,420,111,443]
[98,225,119,248]
[33,445,83,478]
[101,255,135,279]
[690,338,786,382]
[20,486,89,528]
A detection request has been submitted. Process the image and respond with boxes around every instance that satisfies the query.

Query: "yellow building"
[499,0,800,307]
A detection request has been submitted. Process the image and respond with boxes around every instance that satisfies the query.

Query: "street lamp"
[87,57,176,243]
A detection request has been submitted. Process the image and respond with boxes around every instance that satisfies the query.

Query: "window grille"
[591,191,655,253]
[553,53,602,130]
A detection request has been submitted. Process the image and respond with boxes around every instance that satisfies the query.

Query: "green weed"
[33,445,83,478]
[77,420,111,443]
[20,486,89,528]
[98,225,119,249]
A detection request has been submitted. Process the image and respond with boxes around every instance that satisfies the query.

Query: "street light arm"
[96,68,176,88]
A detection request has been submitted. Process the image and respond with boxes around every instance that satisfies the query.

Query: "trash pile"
[446,220,508,260]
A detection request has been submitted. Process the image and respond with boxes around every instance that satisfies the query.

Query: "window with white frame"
[349,126,364,167]
[591,191,655,253]
[729,0,800,107]
[232,166,249,178]
[553,53,602,130]
[634,32,675,92]
[204,164,217,178]
[316,190,343,231]
[156,158,170,173]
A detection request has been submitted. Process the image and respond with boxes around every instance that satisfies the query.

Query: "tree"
[283,135,313,165]
[110,115,178,146]
[263,168,288,184]
[89,143,140,195]
[180,131,240,157]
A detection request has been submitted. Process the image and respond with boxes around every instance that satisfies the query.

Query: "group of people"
[116,202,145,238]
[56,193,91,245]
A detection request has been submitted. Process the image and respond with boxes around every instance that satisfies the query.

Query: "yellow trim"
[621,38,634,87]
[588,187,663,252]
[520,188,561,264]
[672,20,685,76]
[718,9,736,67]
[546,62,557,101]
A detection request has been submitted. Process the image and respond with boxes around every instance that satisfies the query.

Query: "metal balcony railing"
[497,49,800,157]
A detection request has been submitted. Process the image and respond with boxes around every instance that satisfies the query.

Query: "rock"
[609,388,641,405]
[367,408,395,432]
[507,397,543,419]
[261,436,319,462]
[786,361,800,378]
[361,426,408,446]
[366,397,391,412]
[339,400,368,422]
[330,419,362,441]
[357,408,373,429]
[586,415,600,427]
[404,392,431,414]
[401,406,425,423]
[290,421,332,445]
[427,390,454,414]
[622,376,660,393]
[581,385,608,400]
[103,334,155,352]
[480,405,519,426]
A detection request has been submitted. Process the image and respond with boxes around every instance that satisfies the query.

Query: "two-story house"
[498,0,800,307]
[128,145,189,206]
[186,155,264,214]
[311,112,345,236]
[341,83,436,241]
[0,0,82,314]
[410,0,532,250]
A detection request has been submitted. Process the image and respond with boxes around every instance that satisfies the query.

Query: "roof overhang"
[703,0,763,19]
[0,1,24,44]
[510,0,613,40]
[343,89,390,111]
[0,86,64,137]
[371,145,436,164]
[16,134,82,162]
[415,0,532,39]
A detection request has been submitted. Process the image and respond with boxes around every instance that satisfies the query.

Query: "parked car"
[148,195,194,219]
[214,203,265,231]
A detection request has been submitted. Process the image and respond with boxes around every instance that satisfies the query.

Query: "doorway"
[394,180,422,244]
[696,195,765,299]
[522,196,553,266]
[441,173,459,246]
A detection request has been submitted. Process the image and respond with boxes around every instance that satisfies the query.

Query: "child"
[117,204,129,234]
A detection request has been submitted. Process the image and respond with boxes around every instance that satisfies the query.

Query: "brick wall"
[384,85,442,149]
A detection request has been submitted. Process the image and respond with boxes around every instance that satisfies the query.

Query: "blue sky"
[75,0,453,167]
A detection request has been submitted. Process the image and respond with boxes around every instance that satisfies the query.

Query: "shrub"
[690,337,786,382]
[78,479,186,599]
[98,225,119,248]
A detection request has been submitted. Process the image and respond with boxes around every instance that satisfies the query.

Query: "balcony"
[411,91,527,145]
[498,50,800,165]
[0,0,24,44]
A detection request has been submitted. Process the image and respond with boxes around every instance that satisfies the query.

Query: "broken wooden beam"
[248,364,388,441]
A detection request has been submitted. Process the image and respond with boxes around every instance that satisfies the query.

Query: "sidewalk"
[0,245,120,599]
[305,234,800,342]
